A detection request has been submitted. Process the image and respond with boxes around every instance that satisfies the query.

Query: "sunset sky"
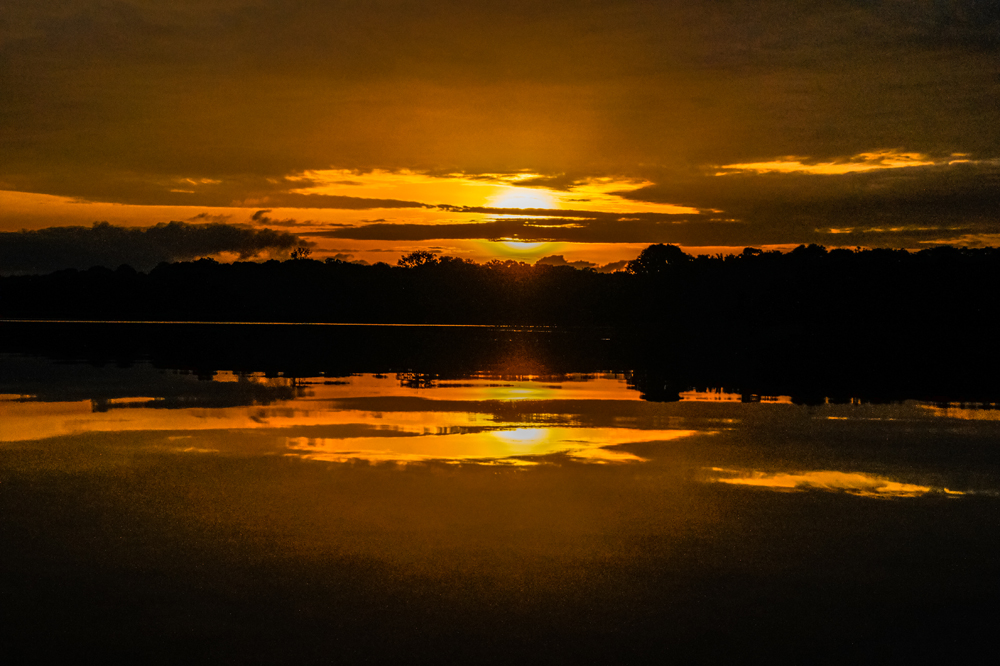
[2,1,999,271]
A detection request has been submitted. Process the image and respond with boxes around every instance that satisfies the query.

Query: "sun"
[488,187,559,210]
[502,241,545,251]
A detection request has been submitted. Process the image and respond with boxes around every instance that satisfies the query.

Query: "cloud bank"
[3,1,999,202]
[535,254,627,273]
[0,222,306,274]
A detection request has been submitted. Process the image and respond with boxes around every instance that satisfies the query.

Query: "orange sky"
[2,2,999,271]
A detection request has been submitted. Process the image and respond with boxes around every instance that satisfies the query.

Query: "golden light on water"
[710,468,963,497]
[0,373,660,465]
[286,427,687,464]
[4,369,989,489]
[490,427,550,445]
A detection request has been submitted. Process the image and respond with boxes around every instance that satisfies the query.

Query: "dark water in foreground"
[2,323,999,664]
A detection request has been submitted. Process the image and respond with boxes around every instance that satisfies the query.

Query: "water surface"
[2,342,999,664]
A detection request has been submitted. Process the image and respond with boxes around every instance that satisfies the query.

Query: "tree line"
[1,244,997,337]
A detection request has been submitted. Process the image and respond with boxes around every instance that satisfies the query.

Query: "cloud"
[250,209,303,227]
[618,159,1000,246]
[238,193,432,210]
[713,151,943,176]
[304,217,759,245]
[434,205,696,220]
[596,260,628,273]
[494,174,582,191]
[534,254,626,272]
[0,221,307,274]
[2,1,999,257]
[535,254,596,270]
[3,1,999,202]
[0,171,433,211]
[188,212,232,224]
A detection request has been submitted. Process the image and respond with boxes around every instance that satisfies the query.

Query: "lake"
[2,323,998,664]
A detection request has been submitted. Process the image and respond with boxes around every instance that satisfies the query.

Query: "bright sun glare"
[491,428,549,446]
[488,187,559,209]
[502,241,545,251]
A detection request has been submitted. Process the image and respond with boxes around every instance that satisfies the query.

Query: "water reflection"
[0,369,691,464]
[3,358,1000,494]
[287,427,697,464]
[5,349,1000,662]
[676,389,793,404]
[710,468,965,497]
[919,403,1000,421]
[5,319,1000,665]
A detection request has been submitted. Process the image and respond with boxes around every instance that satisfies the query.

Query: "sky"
[1,1,999,272]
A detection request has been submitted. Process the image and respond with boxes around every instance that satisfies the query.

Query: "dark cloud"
[450,173,583,191]
[0,221,306,274]
[535,254,596,270]
[250,209,304,227]
[595,260,628,273]
[434,205,697,220]
[0,171,431,210]
[306,218,737,244]
[187,212,232,224]
[242,193,432,210]
[620,160,1000,245]
[513,174,582,190]
[3,1,999,201]
[307,203,997,248]
[534,254,627,272]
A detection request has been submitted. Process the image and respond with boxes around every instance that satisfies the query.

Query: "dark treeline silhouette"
[2,243,997,331]
[1,319,998,407]
[2,240,1000,405]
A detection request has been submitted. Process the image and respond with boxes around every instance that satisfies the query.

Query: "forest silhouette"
[2,243,998,405]
[1,242,996,330]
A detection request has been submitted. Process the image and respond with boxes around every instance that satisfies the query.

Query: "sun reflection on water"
[5,364,997,489]
[491,428,549,446]
[285,427,693,465]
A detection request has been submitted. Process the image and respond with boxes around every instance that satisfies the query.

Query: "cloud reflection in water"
[5,364,998,490]
[710,467,964,498]
[286,427,697,465]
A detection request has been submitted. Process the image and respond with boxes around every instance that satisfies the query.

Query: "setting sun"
[488,187,559,210]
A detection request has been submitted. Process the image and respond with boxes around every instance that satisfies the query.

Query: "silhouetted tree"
[626,244,692,275]
[397,251,439,268]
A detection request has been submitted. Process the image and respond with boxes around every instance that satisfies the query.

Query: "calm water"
[2,338,1000,664]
